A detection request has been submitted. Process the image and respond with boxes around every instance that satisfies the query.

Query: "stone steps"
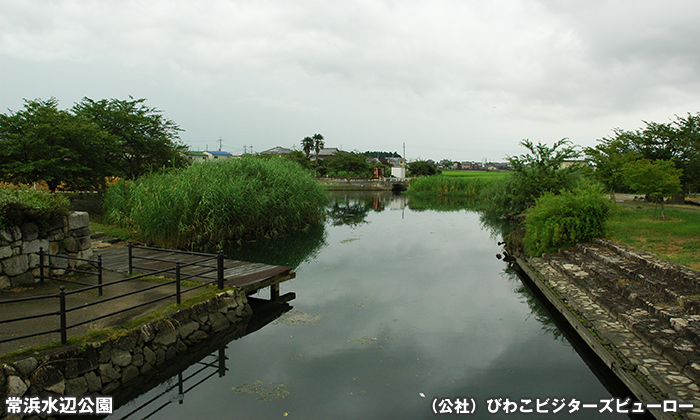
[540,241,700,386]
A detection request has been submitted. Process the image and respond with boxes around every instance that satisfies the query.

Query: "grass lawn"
[440,170,509,179]
[606,201,700,270]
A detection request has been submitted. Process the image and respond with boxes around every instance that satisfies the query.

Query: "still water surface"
[109,192,636,419]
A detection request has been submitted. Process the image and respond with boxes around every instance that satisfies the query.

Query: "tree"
[287,150,313,170]
[407,160,439,176]
[622,159,682,219]
[360,151,401,160]
[312,133,324,166]
[608,114,700,195]
[584,136,641,203]
[73,97,188,180]
[301,136,314,158]
[505,139,582,213]
[0,98,114,191]
[325,151,371,177]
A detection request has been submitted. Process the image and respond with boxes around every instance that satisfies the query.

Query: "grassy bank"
[408,172,507,198]
[103,156,328,249]
[606,204,700,270]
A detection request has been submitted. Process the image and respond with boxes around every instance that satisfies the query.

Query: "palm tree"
[301,136,314,158]
[313,133,325,165]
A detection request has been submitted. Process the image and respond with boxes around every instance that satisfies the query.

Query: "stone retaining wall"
[0,288,252,419]
[318,177,404,190]
[0,212,92,290]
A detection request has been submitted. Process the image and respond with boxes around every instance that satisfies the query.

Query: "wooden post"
[270,283,280,301]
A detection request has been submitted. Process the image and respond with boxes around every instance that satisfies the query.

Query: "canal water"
[109,191,642,419]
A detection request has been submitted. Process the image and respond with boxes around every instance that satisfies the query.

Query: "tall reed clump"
[103,157,328,249]
[523,179,612,256]
[408,176,495,199]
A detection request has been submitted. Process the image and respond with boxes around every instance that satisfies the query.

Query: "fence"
[0,245,225,347]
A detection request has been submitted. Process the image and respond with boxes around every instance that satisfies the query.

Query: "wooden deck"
[97,244,295,296]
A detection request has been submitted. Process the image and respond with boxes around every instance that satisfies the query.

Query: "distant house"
[312,148,340,160]
[187,151,208,164]
[384,157,406,167]
[260,146,292,155]
[203,150,233,160]
[560,159,588,169]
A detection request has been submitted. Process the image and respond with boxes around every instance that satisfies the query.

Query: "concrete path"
[0,245,211,358]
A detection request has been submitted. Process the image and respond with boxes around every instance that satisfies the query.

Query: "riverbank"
[317,177,406,190]
[515,239,700,420]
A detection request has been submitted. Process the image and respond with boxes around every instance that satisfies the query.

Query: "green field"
[606,203,700,270]
[440,170,509,179]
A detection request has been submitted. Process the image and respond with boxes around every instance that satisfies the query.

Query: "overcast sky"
[2,0,700,161]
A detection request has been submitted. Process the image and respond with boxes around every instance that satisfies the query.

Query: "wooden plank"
[97,246,296,295]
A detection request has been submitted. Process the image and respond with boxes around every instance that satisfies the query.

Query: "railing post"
[217,251,224,289]
[59,286,67,345]
[97,255,103,297]
[39,247,45,283]
[218,346,227,377]
[176,262,181,305]
[128,241,133,275]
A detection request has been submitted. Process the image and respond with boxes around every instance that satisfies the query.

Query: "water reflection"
[223,221,327,268]
[326,191,408,226]
[108,298,294,419]
[107,191,644,419]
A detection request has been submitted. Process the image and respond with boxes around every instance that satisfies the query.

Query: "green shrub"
[103,156,328,249]
[523,179,612,256]
[0,186,71,230]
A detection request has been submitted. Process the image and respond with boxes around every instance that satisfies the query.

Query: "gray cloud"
[2,0,699,159]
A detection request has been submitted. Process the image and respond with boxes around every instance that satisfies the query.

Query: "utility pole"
[218,137,223,152]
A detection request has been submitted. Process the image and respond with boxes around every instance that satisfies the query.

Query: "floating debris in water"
[232,381,290,400]
[349,336,377,345]
[340,237,360,244]
[273,309,322,326]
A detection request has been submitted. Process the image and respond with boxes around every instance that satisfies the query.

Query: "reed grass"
[103,157,328,249]
[408,175,499,198]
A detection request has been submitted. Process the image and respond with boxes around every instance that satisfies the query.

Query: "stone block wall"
[0,289,253,418]
[0,212,92,290]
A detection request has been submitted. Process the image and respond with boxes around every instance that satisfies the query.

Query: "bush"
[523,179,612,256]
[0,186,71,230]
[407,160,439,177]
[103,156,328,249]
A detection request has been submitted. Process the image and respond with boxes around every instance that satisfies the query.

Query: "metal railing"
[0,245,226,346]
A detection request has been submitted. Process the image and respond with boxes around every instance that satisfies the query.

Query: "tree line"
[0,97,188,191]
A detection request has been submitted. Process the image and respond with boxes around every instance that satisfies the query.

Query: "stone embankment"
[518,238,700,420]
[0,212,92,290]
[0,288,252,419]
[318,177,407,190]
